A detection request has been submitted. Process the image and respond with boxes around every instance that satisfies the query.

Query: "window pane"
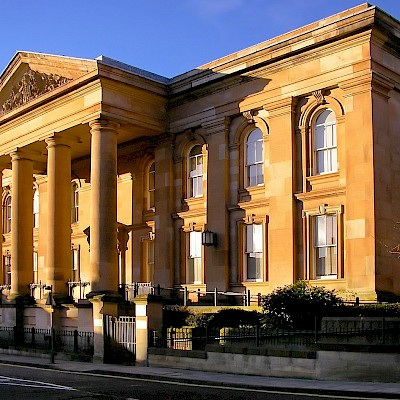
[195,176,203,197]
[193,258,202,283]
[190,232,202,258]
[189,157,197,177]
[187,258,194,284]
[246,225,253,253]
[148,241,155,264]
[247,253,262,280]
[149,173,155,191]
[331,148,337,172]
[326,215,337,245]
[315,216,326,246]
[248,165,257,187]
[315,125,325,149]
[196,155,203,172]
[255,140,263,163]
[149,191,155,208]
[325,125,333,147]
[253,224,263,253]
[247,143,255,165]
[257,164,264,185]
[316,247,326,276]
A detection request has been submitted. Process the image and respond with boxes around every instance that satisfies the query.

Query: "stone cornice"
[295,187,346,201]
[263,97,297,119]
[201,116,230,136]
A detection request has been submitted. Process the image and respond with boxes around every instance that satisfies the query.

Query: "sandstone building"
[0,3,399,339]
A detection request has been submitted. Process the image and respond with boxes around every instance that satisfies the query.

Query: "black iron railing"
[0,326,94,355]
[152,318,400,351]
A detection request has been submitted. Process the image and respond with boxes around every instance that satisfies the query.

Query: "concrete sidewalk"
[0,353,399,398]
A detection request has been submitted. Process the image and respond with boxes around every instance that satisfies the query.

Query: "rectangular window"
[314,214,337,279]
[33,189,39,228]
[71,246,80,281]
[245,224,264,281]
[146,239,155,282]
[3,255,11,285]
[148,167,155,209]
[33,251,38,283]
[187,231,202,284]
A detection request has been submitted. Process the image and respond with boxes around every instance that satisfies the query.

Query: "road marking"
[0,374,76,391]
[0,363,394,400]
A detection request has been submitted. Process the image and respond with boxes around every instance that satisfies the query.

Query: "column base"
[6,293,35,305]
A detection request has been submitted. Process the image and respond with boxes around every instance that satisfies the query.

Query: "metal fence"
[121,283,261,306]
[153,318,400,351]
[0,326,94,355]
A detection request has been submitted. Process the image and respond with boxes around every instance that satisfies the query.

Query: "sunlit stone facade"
[0,4,400,336]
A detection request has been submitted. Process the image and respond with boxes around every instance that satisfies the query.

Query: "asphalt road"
[0,362,393,400]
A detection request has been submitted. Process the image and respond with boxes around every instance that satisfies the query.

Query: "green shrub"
[163,307,192,328]
[209,309,262,328]
[184,308,262,328]
[261,281,343,329]
[185,313,213,327]
[332,303,400,317]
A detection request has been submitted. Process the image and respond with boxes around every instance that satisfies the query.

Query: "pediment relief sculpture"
[1,68,72,116]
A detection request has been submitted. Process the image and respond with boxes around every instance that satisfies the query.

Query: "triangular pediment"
[0,51,97,116]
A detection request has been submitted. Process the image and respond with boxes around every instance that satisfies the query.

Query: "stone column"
[89,119,119,294]
[202,117,230,291]
[10,151,34,300]
[88,119,119,363]
[154,134,174,288]
[45,137,72,300]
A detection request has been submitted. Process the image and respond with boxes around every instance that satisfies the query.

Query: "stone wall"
[148,347,400,382]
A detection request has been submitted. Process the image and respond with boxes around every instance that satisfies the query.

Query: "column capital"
[45,136,72,149]
[10,149,36,162]
[89,118,120,132]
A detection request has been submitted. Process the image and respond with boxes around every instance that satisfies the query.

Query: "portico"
[0,53,168,341]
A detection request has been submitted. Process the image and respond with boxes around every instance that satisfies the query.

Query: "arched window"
[33,188,39,228]
[245,128,264,187]
[314,109,337,174]
[3,195,11,234]
[188,145,203,198]
[71,183,79,224]
[148,161,155,209]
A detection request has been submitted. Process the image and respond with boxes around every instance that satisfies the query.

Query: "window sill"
[307,171,340,191]
[238,185,265,203]
[183,196,205,209]
[241,280,268,285]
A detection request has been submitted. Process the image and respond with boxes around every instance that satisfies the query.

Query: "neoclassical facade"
[0,3,400,335]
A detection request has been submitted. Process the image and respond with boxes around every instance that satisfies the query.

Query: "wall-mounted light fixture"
[202,229,217,247]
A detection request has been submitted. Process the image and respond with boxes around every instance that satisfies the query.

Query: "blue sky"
[2,1,400,78]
